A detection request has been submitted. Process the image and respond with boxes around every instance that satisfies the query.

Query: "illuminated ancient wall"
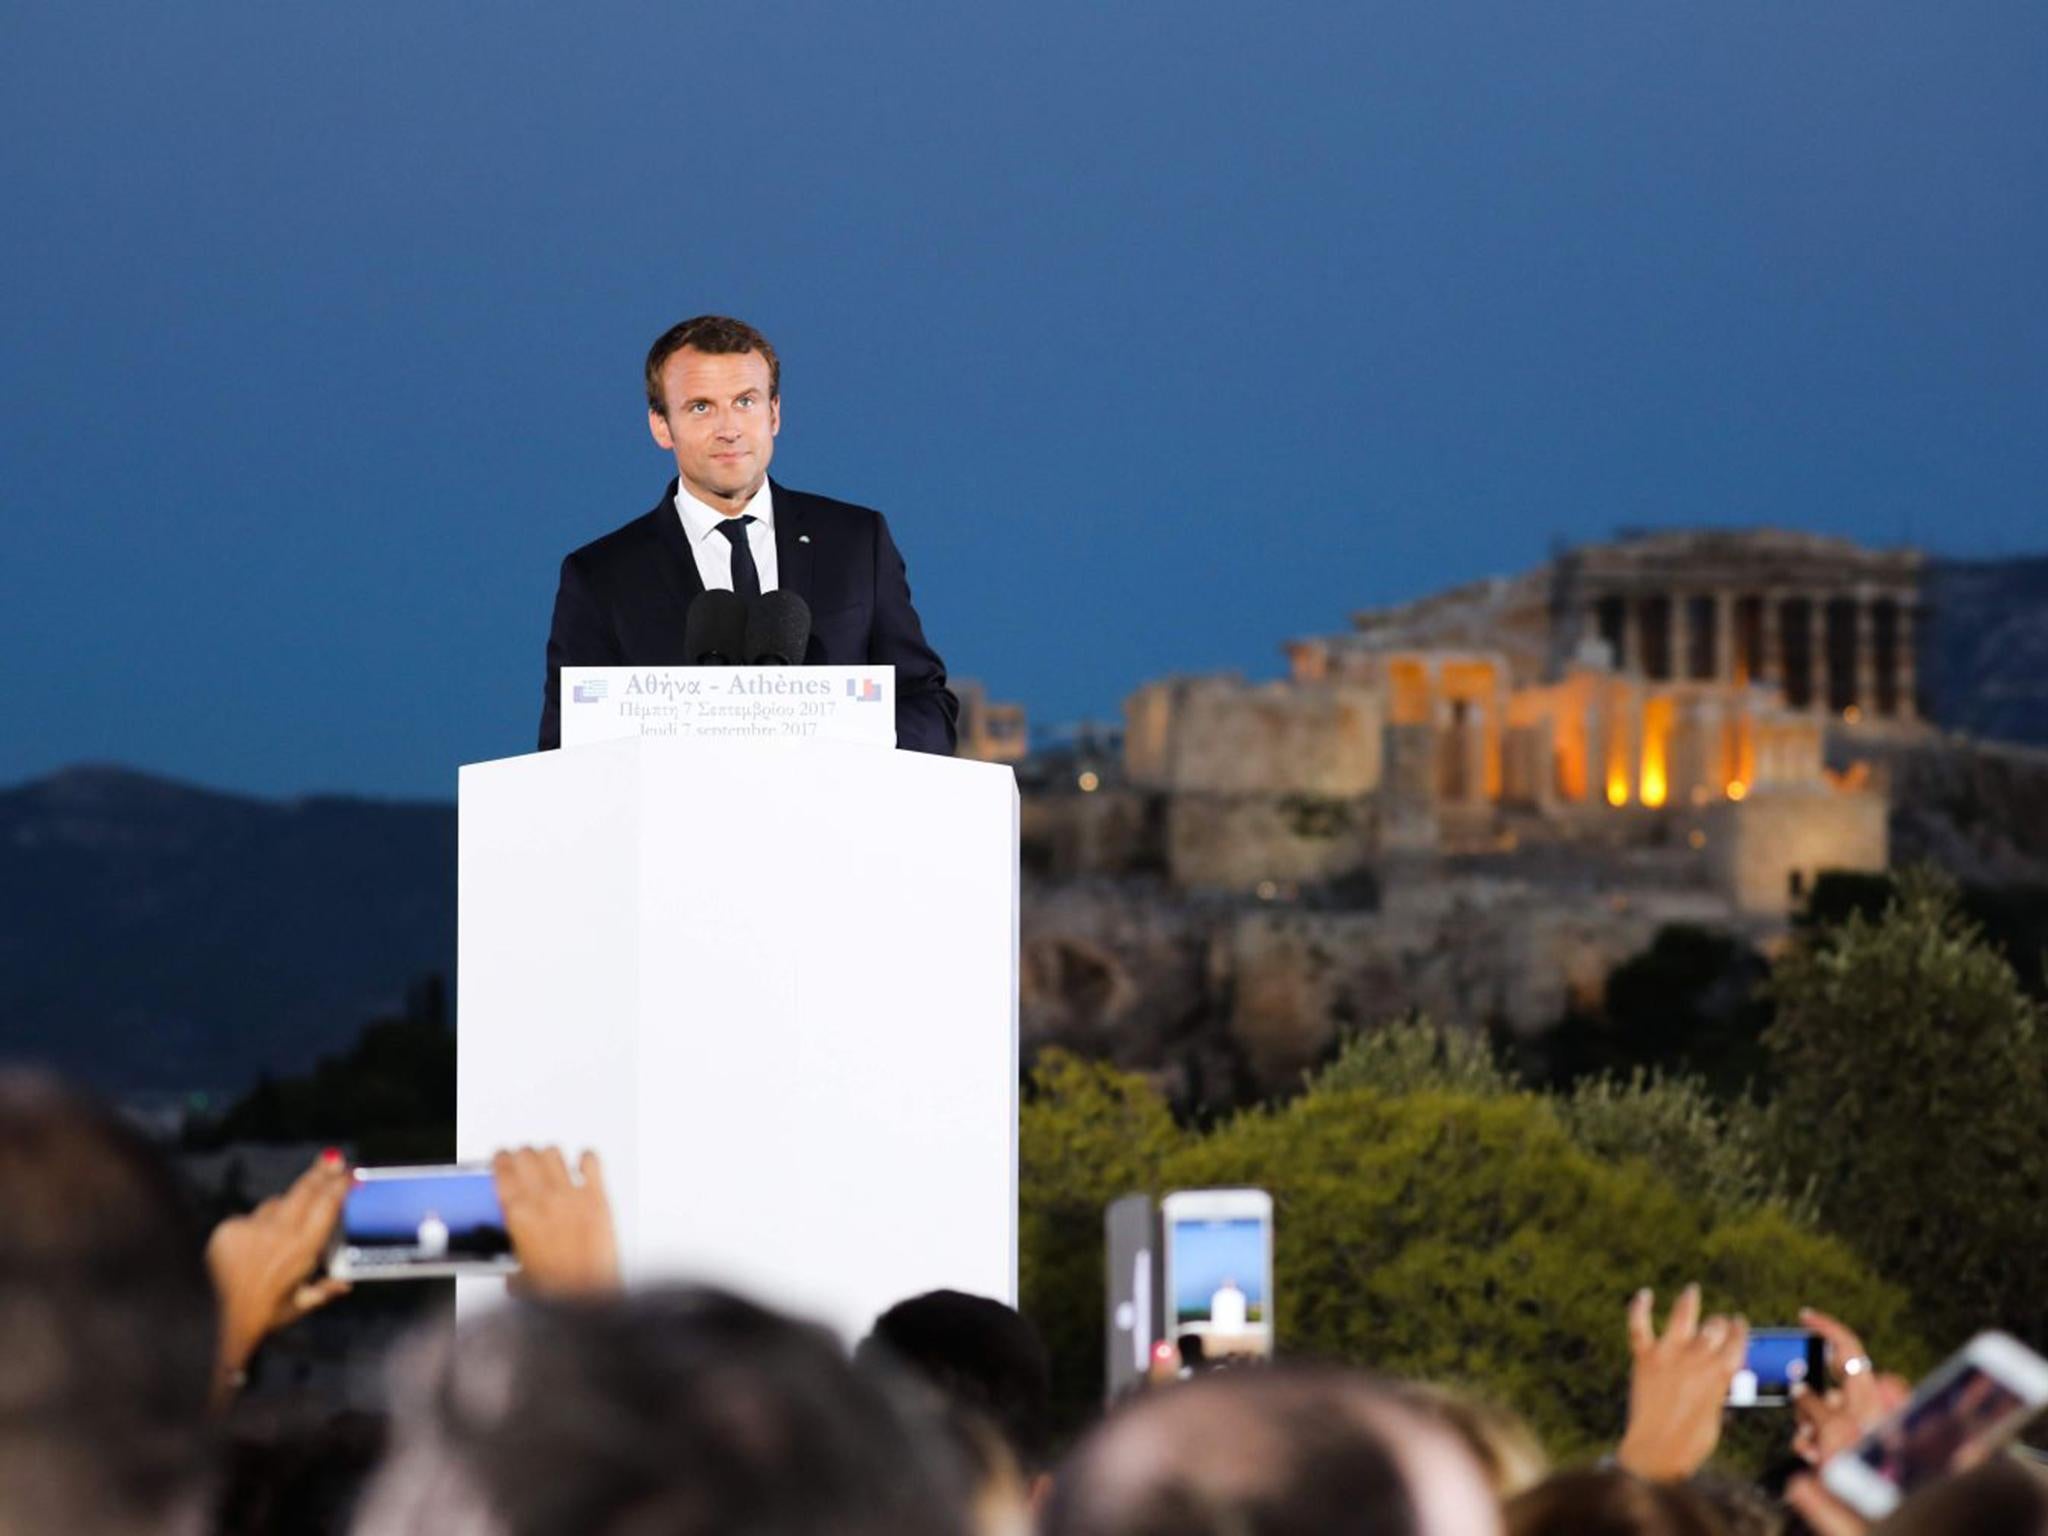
[1122,677,1384,797]
[1709,788,1889,917]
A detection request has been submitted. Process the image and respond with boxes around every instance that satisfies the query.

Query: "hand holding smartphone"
[1820,1332,2048,1519]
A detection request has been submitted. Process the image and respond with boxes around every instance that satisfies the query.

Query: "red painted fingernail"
[321,1147,344,1166]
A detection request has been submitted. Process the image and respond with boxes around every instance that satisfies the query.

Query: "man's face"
[648,347,780,507]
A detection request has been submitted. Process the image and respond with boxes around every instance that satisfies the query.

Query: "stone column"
[1610,690,1641,806]
[1896,599,1919,719]
[1804,595,1825,712]
[1674,592,1695,682]
[1434,688,1461,803]
[1714,591,1735,682]
[1470,692,1493,804]
[1532,715,1558,812]
[1854,590,1878,717]
[1585,601,1608,669]
[1758,592,1780,693]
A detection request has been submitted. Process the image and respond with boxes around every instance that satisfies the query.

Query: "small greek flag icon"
[573,679,608,704]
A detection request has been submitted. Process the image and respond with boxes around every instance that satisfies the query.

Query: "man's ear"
[768,395,781,438]
[649,408,675,451]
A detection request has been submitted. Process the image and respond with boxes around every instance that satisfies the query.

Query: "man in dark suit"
[539,315,957,755]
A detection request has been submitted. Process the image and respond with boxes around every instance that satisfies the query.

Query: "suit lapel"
[772,479,815,611]
[648,480,707,620]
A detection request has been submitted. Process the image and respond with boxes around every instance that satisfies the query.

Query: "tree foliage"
[1316,1020,1805,1217]
[1765,870,2048,1350]
[1019,1050,1182,1430]
[1311,1015,1514,1099]
[188,977,455,1163]
[1020,1040,1922,1464]
[1559,1072,1812,1221]
[1525,925,1774,1098]
[1804,870,2048,1001]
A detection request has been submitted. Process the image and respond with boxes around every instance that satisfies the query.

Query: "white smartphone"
[1820,1331,2048,1519]
[1160,1187,1274,1364]
[327,1164,520,1281]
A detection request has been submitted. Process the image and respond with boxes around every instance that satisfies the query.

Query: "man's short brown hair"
[645,316,781,412]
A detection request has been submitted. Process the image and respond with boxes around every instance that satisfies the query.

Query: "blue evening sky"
[4,2,2043,799]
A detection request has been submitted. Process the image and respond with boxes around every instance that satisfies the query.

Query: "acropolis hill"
[976,529,2048,1105]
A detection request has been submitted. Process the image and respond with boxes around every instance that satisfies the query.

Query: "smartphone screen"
[1162,1190,1273,1362]
[1728,1328,1824,1406]
[332,1165,517,1280]
[1822,1333,2048,1518]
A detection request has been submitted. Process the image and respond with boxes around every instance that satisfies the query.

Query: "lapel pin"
[798,534,811,544]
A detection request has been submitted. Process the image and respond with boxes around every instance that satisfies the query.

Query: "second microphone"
[683,590,813,666]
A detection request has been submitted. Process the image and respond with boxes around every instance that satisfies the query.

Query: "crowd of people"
[1,1066,2042,1536]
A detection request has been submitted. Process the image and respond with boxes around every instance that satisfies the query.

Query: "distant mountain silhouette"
[1925,556,2048,747]
[0,766,454,1096]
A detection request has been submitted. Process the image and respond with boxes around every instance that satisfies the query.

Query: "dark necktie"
[715,515,761,601]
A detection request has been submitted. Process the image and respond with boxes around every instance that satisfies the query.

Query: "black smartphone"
[1727,1327,1826,1407]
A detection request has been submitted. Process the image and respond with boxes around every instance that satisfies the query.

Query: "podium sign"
[560,666,895,749]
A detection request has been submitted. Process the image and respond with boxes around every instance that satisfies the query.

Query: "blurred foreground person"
[1394,1382,1551,1500]
[0,1071,218,1536]
[209,1144,618,1536]
[1876,1456,2048,1536]
[1041,1365,1502,1536]
[1506,1469,1728,1536]
[858,1287,1054,1524]
[351,1285,971,1536]
[1786,1453,2048,1536]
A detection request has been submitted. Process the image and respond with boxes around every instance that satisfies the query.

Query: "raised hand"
[1788,1307,1909,1464]
[492,1145,620,1298]
[205,1153,352,1398]
[1615,1283,1749,1481]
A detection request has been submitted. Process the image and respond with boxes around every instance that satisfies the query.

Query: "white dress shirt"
[673,479,779,593]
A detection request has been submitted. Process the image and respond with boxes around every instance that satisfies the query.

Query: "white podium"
[456,734,1019,1341]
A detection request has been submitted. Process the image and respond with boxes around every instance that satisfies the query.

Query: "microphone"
[683,590,748,664]
[745,592,813,666]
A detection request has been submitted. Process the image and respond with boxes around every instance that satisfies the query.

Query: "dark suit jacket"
[538,480,958,755]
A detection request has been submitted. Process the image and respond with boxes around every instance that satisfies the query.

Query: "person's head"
[1882,1455,2048,1536]
[1392,1382,1550,1500]
[1683,1474,1781,1536]
[1041,1365,1502,1536]
[1505,1469,1727,1536]
[859,1290,1054,1476]
[351,1284,970,1536]
[0,1071,218,1536]
[644,315,781,509]
[215,1412,387,1536]
[858,1290,1055,1530]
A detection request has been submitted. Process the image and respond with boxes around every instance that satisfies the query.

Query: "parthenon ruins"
[1558,530,1922,721]
[1114,530,1915,915]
